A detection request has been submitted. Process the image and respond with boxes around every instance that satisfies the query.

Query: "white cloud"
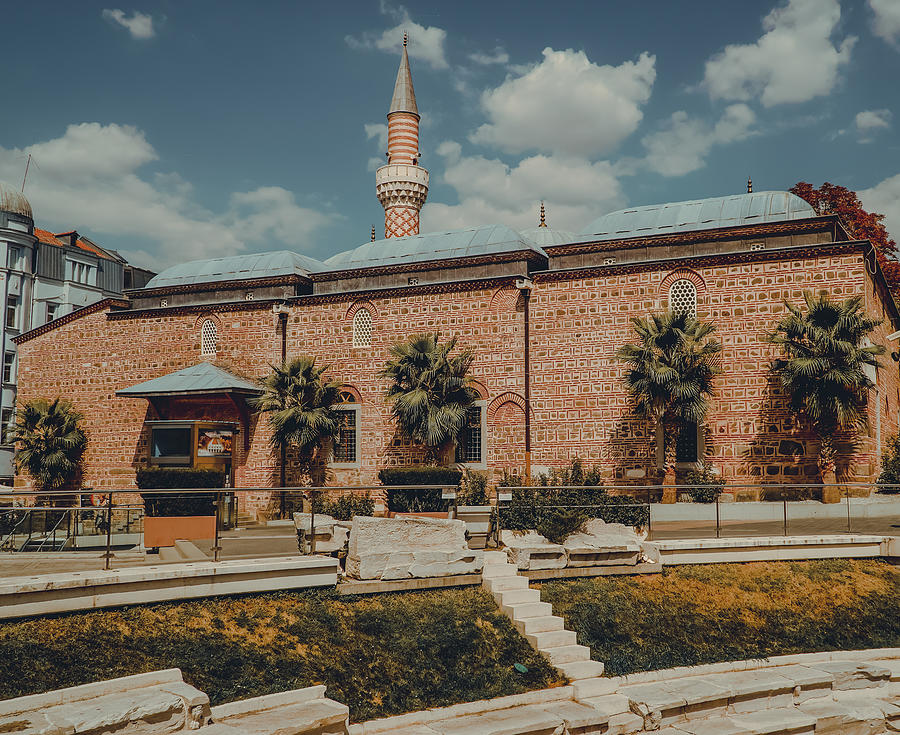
[469,47,509,66]
[101,9,155,39]
[365,123,388,151]
[703,0,855,107]
[869,0,900,45]
[470,48,656,157]
[855,108,892,142]
[860,173,900,243]
[421,142,625,233]
[345,3,448,70]
[0,123,332,270]
[642,104,757,177]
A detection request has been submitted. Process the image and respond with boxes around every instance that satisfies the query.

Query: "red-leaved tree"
[791,182,899,289]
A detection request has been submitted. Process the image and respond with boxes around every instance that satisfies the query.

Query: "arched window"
[668,279,697,319]
[200,319,218,356]
[352,309,373,348]
[332,390,360,466]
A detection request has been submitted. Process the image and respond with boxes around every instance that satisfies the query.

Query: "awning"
[116,362,262,398]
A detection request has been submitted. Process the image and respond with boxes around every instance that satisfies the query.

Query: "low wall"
[0,555,339,620]
[655,534,888,565]
[650,497,900,522]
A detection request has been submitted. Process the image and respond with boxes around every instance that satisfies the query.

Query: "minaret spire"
[538,201,547,228]
[747,175,753,194]
[376,34,429,238]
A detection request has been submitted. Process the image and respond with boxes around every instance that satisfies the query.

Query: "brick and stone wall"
[14,243,899,512]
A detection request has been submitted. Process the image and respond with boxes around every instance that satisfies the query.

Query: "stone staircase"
[481,550,604,681]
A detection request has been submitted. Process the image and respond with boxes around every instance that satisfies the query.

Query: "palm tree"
[253,357,343,511]
[768,291,884,486]
[616,310,722,483]
[11,398,87,500]
[379,333,479,464]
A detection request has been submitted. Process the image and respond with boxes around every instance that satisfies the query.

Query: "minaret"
[376,33,429,238]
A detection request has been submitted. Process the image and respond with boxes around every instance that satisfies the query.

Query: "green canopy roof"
[116,362,261,398]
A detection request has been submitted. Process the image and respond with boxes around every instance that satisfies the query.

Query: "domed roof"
[144,250,326,289]
[324,224,545,271]
[520,227,579,247]
[0,181,33,220]
[581,191,815,240]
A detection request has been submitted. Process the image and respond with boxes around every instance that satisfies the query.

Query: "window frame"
[2,352,14,384]
[330,402,361,468]
[5,295,19,331]
[0,407,13,446]
[655,422,704,469]
[46,302,59,323]
[668,278,698,319]
[352,308,373,348]
[454,400,487,469]
[200,319,218,356]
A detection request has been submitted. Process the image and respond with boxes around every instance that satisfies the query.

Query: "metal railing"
[0,505,144,553]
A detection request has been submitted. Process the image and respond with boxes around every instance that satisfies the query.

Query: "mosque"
[8,40,900,506]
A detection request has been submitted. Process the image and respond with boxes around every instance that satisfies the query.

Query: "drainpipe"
[516,278,533,480]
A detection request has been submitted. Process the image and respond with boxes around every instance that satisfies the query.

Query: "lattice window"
[668,279,697,319]
[675,421,699,463]
[750,242,765,252]
[333,391,359,464]
[352,309,373,348]
[455,404,485,465]
[200,319,218,356]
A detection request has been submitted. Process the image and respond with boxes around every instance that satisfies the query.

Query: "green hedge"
[136,468,225,517]
[499,486,648,533]
[377,466,461,513]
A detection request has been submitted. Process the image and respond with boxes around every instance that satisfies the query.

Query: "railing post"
[104,492,114,570]
[309,490,317,556]
[646,496,652,541]
[846,486,852,534]
[213,490,222,562]
[715,494,720,538]
[783,498,787,537]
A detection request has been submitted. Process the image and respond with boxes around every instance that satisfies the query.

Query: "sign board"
[498,491,513,503]
[197,429,233,457]
[441,489,457,500]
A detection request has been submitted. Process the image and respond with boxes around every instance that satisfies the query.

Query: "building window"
[5,295,18,331]
[200,319,218,356]
[3,352,14,384]
[0,408,12,445]
[245,292,254,301]
[7,247,20,271]
[407,277,419,286]
[159,299,168,308]
[655,422,702,467]
[352,309,373,348]
[604,257,617,265]
[750,242,765,251]
[668,279,697,319]
[68,260,94,286]
[332,391,360,466]
[455,402,486,466]
[46,302,59,323]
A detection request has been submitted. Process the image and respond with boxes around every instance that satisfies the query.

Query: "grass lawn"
[0,587,563,722]
[538,559,900,677]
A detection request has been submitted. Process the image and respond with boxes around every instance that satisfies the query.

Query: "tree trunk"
[661,418,679,503]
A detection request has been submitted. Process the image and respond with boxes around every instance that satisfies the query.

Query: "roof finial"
[403,31,408,47]
[371,225,376,242]
[747,175,752,194]
[538,201,547,228]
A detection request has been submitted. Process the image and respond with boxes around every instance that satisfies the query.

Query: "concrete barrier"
[654,534,889,565]
[0,555,339,620]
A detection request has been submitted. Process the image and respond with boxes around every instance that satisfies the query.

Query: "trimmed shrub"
[378,466,461,513]
[877,434,900,494]
[499,485,648,532]
[319,493,374,521]
[458,469,488,506]
[136,468,225,517]
[538,508,586,543]
[683,463,725,503]
[760,485,821,502]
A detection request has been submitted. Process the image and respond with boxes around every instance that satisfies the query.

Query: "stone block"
[812,661,891,690]
[500,530,566,570]
[294,513,350,555]
[346,516,482,580]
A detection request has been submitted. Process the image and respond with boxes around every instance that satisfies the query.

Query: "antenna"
[21,154,32,192]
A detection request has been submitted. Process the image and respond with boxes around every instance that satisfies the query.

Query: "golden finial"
[403,31,408,47]
[538,201,547,228]
[747,176,752,194]
[371,225,376,242]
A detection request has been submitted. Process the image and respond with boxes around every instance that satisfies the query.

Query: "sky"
[2,0,899,271]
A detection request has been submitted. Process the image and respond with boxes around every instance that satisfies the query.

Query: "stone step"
[573,677,618,700]
[726,706,817,735]
[427,703,566,735]
[495,587,541,607]
[579,693,630,717]
[505,601,553,620]
[526,628,577,650]
[206,699,349,735]
[481,564,519,580]
[556,659,605,681]
[543,644,592,666]
[482,551,508,564]
[484,575,529,593]
[539,700,612,733]
[515,615,566,636]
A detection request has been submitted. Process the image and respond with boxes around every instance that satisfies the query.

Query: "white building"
[0,181,154,481]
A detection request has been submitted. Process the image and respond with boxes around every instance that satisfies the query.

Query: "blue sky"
[2,0,899,270]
